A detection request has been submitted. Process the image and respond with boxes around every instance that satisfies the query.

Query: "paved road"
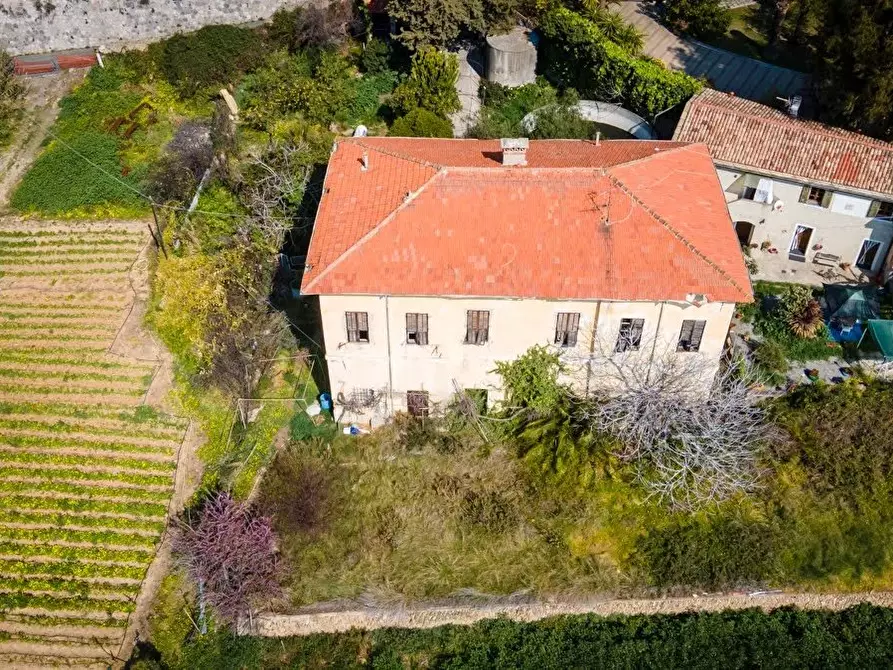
[617,2,810,103]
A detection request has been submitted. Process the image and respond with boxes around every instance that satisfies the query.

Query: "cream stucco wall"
[318,294,736,417]
[717,167,893,274]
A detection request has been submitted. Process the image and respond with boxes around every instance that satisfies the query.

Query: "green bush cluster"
[745,282,841,368]
[155,25,265,96]
[390,108,454,137]
[165,605,893,669]
[471,79,591,139]
[391,47,461,118]
[664,0,732,39]
[539,7,703,119]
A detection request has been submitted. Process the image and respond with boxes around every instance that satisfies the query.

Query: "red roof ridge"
[695,90,891,151]
[609,172,750,300]
[302,170,444,294]
[340,137,446,170]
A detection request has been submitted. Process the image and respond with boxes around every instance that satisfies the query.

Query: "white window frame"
[855,238,883,272]
[789,224,814,257]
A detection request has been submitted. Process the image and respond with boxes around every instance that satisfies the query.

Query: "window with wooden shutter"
[615,318,644,352]
[465,310,490,345]
[554,312,581,347]
[406,390,429,417]
[406,313,429,345]
[345,311,369,342]
[677,319,707,352]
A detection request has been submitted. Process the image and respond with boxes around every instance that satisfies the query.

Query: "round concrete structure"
[486,28,537,88]
[521,100,657,140]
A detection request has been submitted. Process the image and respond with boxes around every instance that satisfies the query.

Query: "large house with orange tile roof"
[674,89,893,285]
[301,137,752,419]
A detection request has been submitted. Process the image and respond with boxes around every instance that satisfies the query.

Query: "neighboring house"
[301,137,752,420]
[673,89,893,283]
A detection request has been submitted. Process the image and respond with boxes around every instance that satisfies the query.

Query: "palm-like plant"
[577,2,645,54]
[788,298,823,338]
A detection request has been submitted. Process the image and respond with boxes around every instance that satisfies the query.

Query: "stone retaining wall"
[0,0,303,55]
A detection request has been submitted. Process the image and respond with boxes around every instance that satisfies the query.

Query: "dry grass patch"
[262,423,644,607]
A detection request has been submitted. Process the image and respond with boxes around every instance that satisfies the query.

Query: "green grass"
[0,541,152,564]
[262,426,649,605]
[0,558,145,581]
[0,494,168,518]
[7,57,198,218]
[698,6,814,76]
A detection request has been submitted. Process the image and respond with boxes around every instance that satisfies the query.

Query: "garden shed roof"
[301,138,752,303]
[673,89,893,198]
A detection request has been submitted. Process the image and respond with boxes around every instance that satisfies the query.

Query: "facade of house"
[301,138,752,420]
[673,89,893,284]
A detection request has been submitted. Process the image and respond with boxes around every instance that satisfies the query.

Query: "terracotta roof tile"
[673,89,893,197]
[301,138,752,304]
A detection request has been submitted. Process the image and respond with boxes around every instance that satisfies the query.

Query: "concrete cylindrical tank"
[486,28,537,88]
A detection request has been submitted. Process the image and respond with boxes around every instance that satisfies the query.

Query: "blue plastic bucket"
[319,393,332,411]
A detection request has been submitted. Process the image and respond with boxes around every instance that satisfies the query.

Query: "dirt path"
[251,590,893,636]
[0,71,85,209]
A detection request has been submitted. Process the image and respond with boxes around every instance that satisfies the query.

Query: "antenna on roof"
[776,95,802,118]
[361,152,369,171]
[595,131,601,147]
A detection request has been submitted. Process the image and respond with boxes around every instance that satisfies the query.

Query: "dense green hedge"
[162,605,893,669]
[539,7,703,119]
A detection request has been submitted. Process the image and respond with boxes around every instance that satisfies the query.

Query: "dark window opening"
[405,312,429,345]
[677,319,707,352]
[554,312,581,347]
[856,240,882,271]
[465,310,490,345]
[877,201,893,218]
[407,390,429,418]
[345,311,369,343]
[742,186,757,200]
[615,318,644,352]
[807,187,827,206]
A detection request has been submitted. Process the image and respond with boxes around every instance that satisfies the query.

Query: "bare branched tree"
[572,332,773,509]
[242,141,313,248]
[175,493,282,626]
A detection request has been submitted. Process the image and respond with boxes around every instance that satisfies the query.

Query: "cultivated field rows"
[0,221,185,669]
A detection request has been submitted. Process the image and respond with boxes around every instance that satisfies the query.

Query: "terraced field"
[0,220,185,669]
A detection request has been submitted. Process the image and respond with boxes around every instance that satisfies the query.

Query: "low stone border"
[249,591,893,637]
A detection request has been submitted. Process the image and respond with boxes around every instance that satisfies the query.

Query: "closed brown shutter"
[417,313,429,345]
[466,311,489,344]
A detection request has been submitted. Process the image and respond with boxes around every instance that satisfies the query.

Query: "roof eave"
[712,160,893,202]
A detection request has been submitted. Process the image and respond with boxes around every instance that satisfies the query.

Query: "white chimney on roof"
[500,137,528,166]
